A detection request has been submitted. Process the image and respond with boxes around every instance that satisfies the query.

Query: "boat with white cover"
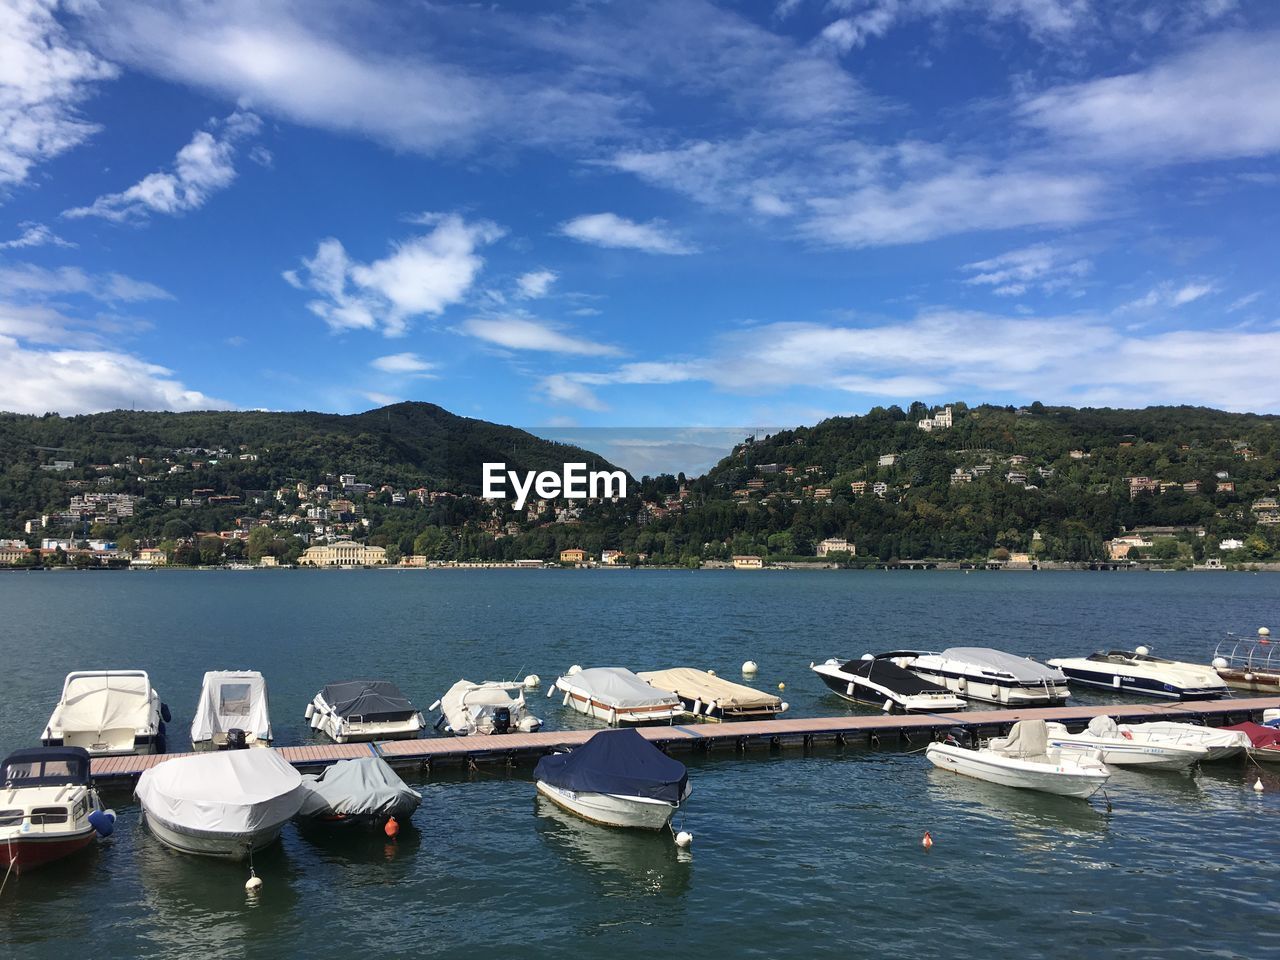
[881,648,1069,706]
[190,670,272,749]
[306,680,424,743]
[926,720,1110,798]
[810,657,967,713]
[1047,647,1229,700]
[636,667,788,721]
[296,757,421,829]
[1044,716,1208,770]
[41,670,169,756]
[534,728,690,830]
[0,747,115,876]
[552,667,682,726]
[1211,628,1280,694]
[1118,721,1250,761]
[432,679,542,736]
[135,749,304,859]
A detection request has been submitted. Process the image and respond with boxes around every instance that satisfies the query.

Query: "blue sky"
[1,0,1279,474]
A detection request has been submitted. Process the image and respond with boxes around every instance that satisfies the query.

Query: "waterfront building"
[297,540,388,566]
[136,548,167,566]
[816,538,854,557]
[732,555,764,569]
[600,549,625,565]
[559,548,587,564]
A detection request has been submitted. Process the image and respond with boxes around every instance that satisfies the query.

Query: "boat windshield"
[1,751,91,787]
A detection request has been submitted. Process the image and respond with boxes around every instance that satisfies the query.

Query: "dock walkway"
[89,696,1280,784]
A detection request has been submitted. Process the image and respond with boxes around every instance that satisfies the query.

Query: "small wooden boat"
[0,747,115,876]
[1212,629,1280,693]
[926,720,1110,798]
[552,667,682,726]
[306,680,424,743]
[1044,717,1208,770]
[636,667,788,721]
[41,670,170,756]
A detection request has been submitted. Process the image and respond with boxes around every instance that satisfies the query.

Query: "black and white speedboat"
[1047,647,1229,700]
[810,657,967,713]
[878,648,1069,706]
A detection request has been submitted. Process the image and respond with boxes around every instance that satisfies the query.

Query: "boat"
[432,679,542,735]
[0,747,115,876]
[636,667,789,721]
[1223,722,1280,763]
[1114,721,1251,762]
[41,670,170,756]
[880,648,1069,706]
[533,728,690,830]
[1043,717,1208,770]
[551,667,682,726]
[926,720,1110,798]
[1212,628,1280,693]
[135,749,304,859]
[305,680,425,743]
[1047,647,1229,700]
[190,670,272,749]
[296,757,421,829]
[809,657,967,713]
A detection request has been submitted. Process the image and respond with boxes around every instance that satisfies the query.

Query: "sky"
[1,0,1279,476]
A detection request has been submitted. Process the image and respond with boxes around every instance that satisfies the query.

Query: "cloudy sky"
[2,0,1278,472]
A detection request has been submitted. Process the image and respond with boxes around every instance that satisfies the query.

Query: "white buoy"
[1254,778,1265,792]
[707,669,716,676]
[1135,645,1151,656]
[523,674,540,689]
[245,873,263,893]
[1261,627,1272,639]
[860,653,874,661]
[567,664,582,677]
[1212,656,1229,670]
[778,682,786,691]
[742,660,758,675]
[675,830,693,848]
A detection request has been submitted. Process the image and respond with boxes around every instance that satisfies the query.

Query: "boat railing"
[1214,635,1280,673]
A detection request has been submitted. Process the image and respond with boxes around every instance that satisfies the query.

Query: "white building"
[816,538,855,557]
[917,405,954,432]
[1219,538,1245,551]
[877,454,898,467]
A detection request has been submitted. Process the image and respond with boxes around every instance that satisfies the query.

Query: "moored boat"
[533,728,690,830]
[1223,722,1280,763]
[552,667,682,726]
[306,680,424,743]
[1044,717,1208,770]
[135,749,304,859]
[296,757,421,829]
[432,679,542,735]
[810,656,967,713]
[190,670,272,749]
[1114,721,1251,761]
[882,648,1069,706]
[0,747,115,876]
[636,667,788,721]
[1212,628,1280,694]
[1047,647,1229,700]
[41,670,169,756]
[926,720,1110,798]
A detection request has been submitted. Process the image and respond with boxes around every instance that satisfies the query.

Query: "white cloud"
[963,243,1092,296]
[515,269,557,299]
[460,315,619,356]
[0,221,74,249]
[539,373,608,411]
[0,0,117,188]
[370,352,436,376]
[287,213,503,337]
[0,262,172,302]
[817,0,1090,54]
[64,109,261,221]
[1121,280,1217,311]
[559,213,696,255]
[362,391,400,407]
[1020,31,1280,164]
[1226,291,1263,313]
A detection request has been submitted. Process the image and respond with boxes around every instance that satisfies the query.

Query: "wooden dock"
[88,696,1280,785]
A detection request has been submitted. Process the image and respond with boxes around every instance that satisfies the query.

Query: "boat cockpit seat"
[989,719,1050,759]
[1087,716,1120,738]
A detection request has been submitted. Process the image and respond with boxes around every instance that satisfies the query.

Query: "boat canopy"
[135,750,303,834]
[841,659,949,695]
[1225,722,1280,749]
[534,728,688,804]
[190,671,272,742]
[565,668,679,709]
[47,671,154,735]
[942,647,1065,682]
[636,668,782,710]
[297,757,421,820]
[321,680,417,721]
[1,747,92,787]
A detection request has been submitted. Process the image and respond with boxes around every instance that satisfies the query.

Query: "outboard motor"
[492,707,511,735]
[943,726,977,750]
[225,728,248,750]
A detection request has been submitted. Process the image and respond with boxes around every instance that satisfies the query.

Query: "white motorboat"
[1120,721,1251,761]
[41,670,170,756]
[926,720,1110,799]
[306,680,424,743]
[296,757,421,829]
[1043,717,1208,770]
[882,648,1069,706]
[1047,647,1229,700]
[533,728,690,830]
[637,667,789,721]
[190,670,272,749]
[810,657,967,713]
[432,679,542,736]
[552,667,682,726]
[1211,628,1280,694]
[0,747,115,876]
[135,749,304,859]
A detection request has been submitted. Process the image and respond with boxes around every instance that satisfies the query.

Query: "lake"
[2,569,1278,959]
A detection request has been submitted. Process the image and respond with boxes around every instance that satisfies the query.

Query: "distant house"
[877,454,898,467]
[1068,449,1090,460]
[872,481,889,497]
[1106,535,1152,560]
[816,538,854,557]
[397,555,427,567]
[1219,538,1245,551]
[297,541,388,567]
[732,555,764,569]
[559,548,587,564]
[600,549,625,565]
[1217,481,1236,494]
[917,405,954,432]
[136,547,167,566]
[849,481,868,495]
[258,555,279,567]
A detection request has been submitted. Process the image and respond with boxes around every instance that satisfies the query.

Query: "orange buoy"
[384,816,400,839]
[922,831,934,850]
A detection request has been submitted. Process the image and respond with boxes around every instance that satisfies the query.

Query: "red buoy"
[384,817,400,839]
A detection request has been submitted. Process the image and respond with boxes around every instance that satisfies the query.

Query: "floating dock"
[88,696,1280,785]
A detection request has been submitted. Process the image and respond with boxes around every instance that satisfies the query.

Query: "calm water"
[2,569,1278,959]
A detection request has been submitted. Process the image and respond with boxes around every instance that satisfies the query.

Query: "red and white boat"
[0,747,115,876]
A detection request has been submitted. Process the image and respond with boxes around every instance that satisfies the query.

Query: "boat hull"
[560,691,682,726]
[141,808,288,860]
[42,731,165,756]
[926,743,1108,798]
[0,828,96,876]
[1215,669,1280,694]
[1045,735,1205,770]
[909,668,1067,707]
[535,781,677,830]
[813,669,966,713]
[1054,665,1226,701]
